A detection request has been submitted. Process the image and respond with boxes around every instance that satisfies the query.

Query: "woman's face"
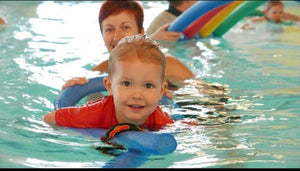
[101,11,144,52]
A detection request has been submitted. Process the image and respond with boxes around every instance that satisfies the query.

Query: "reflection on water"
[166,78,240,126]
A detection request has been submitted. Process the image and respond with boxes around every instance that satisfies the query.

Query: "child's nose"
[131,88,143,100]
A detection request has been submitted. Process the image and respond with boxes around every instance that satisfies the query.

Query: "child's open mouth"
[128,104,144,110]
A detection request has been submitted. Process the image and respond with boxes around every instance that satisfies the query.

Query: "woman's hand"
[61,77,89,90]
[149,23,182,42]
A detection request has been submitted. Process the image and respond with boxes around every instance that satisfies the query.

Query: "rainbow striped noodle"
[183,3,230,38]
[167,1,232,34]
[199,1,244,38]
[168,1,269,40]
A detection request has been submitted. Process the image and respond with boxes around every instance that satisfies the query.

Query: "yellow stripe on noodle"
[199,1,245,38]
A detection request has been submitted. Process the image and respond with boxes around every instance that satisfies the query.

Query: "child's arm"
[241,23,256,30]
[283,12,300,21]
[241,16,265,30]
[43,111,56,124]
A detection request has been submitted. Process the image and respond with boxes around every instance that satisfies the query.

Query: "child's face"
[101,11,144,53]
[266,4,284,23]
[104,54,167,125]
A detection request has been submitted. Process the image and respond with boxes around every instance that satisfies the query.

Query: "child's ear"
[160,81,168,97]
[103,77,113,95]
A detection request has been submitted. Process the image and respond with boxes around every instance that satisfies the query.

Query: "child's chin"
[127,118,145,126]
[274,19,281,23]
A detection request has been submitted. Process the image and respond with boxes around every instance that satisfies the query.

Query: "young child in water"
[252,1,285,23]
[242,1,300,29]
[42,34,174,131]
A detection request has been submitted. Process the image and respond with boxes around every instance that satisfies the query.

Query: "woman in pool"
[62,0,194,96]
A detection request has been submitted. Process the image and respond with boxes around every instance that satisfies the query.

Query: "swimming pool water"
[0,1,300,168]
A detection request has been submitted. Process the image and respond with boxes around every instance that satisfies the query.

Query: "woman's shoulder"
[92,60,108,72]
[0,17,6,24]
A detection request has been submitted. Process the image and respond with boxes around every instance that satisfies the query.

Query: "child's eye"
[145,83,154,89]
[122,81,131,87]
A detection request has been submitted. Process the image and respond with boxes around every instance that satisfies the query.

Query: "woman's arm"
[164,53,194,85]
[0,17,6,24]
[61,77,89,90]
[91,60,108,72]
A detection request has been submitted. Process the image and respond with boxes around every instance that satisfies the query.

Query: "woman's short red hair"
[98,1,144,33]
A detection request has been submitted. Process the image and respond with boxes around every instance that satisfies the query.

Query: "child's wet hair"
[266,1,283,11]
[108,34,166,80]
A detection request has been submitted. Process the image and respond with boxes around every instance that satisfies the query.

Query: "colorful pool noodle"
[213,1,267,37]
[183,3,230,38]
[167,1,232,33]
[199,1,245,38]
